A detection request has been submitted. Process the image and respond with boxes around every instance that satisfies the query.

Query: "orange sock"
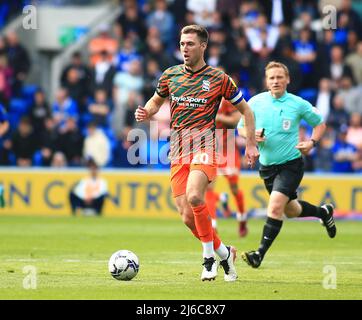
[192,204,213,243]
[205,190,219,220]
[234,190,245,214]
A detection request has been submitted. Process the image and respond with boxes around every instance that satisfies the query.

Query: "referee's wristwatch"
[311,139,318,147]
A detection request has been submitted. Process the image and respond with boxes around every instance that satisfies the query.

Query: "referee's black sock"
[298,200,326,219]
[257,217,283,259]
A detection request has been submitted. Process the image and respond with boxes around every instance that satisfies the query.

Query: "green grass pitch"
[0,215,361,300]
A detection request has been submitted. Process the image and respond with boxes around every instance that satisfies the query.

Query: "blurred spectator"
[337,75,362,114]
[146,0,175,50]
[57,117,84,167]
[60,51,91,97]
[52,88,78,132]
[28,89,51,141]
[0,53,12,108]
[273,23,293,57]
[223,34,252,79]
[0,36,7,57]
[259,0,294,26]
[113,59,144,106]
[113,134,134,168]
[239,0,260,29]
[0,104,9,139]
[122,90,141,135]
[313,134,334,172]
[352,149,362,173]
[88,24,118,66]
[315,78,333,121]
[292,27,317,88]
[170,0,188,28]
[89,50,117,101]
[88,89,111,127]
[316,30,335,77]
[117,1,147,40]
[115,36,141,72]
[346,112,362,150]
[277,44,302,94]
[142,59,162,101]
[337,0,362,35]
[206,43,222,67]
[325,45,354,89]
[62,67,89,114]
[51,151,67,168]
[216,0,242,21]
[249,45,273,93]
[8,116,37,167]
[186,0,217,27]
[327,94,350,131]
[112,90,142,137]
[334,11,349,47]
[345,41,362,85]
[112,22,124,48]
[293,0,319,21]
[245,14,280,54]
[83,122,111,167]
[332,124,358,172]
[5,31,31,97]
[345,30,358,55]
[144,32,174,71]
[69,157,108,216]
[39,117,60,167]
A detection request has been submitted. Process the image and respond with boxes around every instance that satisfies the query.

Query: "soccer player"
[205,98,248,237]
[0,104,9,207]
[237,61,336,269]
[135,25,259,281]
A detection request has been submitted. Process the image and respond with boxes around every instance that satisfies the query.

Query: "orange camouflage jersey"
[156,64,243,163]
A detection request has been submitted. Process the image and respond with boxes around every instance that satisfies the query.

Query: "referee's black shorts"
[259,157,304,201]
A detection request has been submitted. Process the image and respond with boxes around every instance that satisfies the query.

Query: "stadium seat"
[9,98,29,115]
[32,150,43,167]
[298,88,317,105]
[7,112,22,132]
[22,84,38,104]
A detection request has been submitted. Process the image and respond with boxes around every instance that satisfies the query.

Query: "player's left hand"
[295,141,313,155]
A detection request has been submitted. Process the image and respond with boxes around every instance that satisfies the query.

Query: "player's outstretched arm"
[135,93,165,122]
[234,99,259,167]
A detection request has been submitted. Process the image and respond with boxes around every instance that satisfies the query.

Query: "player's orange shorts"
[217,149,241,185]
[170,152,217,197]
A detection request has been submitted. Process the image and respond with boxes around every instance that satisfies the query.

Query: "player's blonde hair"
[180,24,209,44]
[265,61,289,77]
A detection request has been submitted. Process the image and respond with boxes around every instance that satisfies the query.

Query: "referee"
[237,61,336,269]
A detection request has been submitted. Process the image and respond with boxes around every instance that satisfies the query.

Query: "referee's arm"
[295,122,326,155]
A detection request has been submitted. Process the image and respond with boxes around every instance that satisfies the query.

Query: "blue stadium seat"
[9,98,29,115]
[22,84,38,104]
[32,150,43,167]
[7,112,22,132]
[298,88,317,105]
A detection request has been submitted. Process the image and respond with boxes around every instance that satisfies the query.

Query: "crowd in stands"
[0,0,361,173]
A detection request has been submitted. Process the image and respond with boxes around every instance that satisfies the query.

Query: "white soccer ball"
[108,250,139,281]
